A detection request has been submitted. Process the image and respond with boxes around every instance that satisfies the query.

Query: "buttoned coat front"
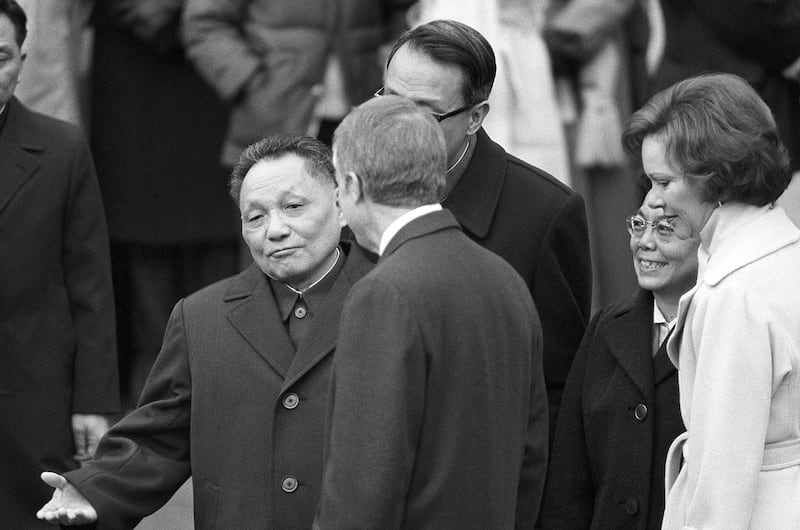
[66,245,373,529]
[0,97,119,528]
[445,129,592,440]
[316,210,549,529]
[663,204,800,529]
[541,289,684,530]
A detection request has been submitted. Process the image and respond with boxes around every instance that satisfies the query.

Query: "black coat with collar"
[316,210,548,529]
[444,129,592,440]
[541,290,684,530]
[0,98,119,528]
[65,243,373,529]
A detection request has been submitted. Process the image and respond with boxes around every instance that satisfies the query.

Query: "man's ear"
[343,171,364,202]
[466,101,490,136]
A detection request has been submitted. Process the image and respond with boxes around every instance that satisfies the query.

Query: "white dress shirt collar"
[378,203,442,256]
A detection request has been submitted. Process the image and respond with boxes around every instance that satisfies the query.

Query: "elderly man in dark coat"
[0,1,119,527]
[36,135,374,529]
[315,95,548,529]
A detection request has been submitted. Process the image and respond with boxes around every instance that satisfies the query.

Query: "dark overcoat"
[444,128,592,439]
[315,210,549,529]
[65,244,373,529]
[540,290,684,529]
[90,0,237,244]
[0,98,119,528]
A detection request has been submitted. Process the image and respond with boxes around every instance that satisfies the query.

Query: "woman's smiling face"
[629,202,701,302]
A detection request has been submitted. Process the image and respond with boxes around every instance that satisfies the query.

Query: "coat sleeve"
[534,189,592,441]
[514,304,549,528]
[315,278,424,529]
[64,301,193,528]
[63,130,120,414]
[681,288,773,528]
[540,310,602,529]
[181,0,263,102]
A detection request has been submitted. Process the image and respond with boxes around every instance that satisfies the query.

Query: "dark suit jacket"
[315,210,548,529]
[66,244,373,529]
[541,290,685,529]
[444,129,592,440]
[650,0,800,171]
[0,97,119,528]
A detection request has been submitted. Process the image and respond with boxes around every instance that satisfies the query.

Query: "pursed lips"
[268,246,300,258]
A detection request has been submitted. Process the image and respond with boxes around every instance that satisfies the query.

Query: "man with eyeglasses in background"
[378,19,592,443]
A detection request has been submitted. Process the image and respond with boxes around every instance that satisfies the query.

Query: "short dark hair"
[622,73,791,206]
[333,95,446,208]
[0,0,26,48]
[387,19,495,106]
[229,134,335,205]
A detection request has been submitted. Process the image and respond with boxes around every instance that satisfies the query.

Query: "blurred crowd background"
[13,0,800,526]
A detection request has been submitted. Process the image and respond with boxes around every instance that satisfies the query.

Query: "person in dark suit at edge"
[378,19,592,441]
[36,135,374,528]
[0,1,119,527]
[314,95,548,528]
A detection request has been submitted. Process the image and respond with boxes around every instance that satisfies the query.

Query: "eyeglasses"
[373,87,472,122]
[625,215,676,242]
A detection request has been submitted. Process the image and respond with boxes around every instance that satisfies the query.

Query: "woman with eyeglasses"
[621,73,800,529]
[540,202,695,529]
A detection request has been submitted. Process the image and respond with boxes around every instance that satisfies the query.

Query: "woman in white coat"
[622,73,800,529]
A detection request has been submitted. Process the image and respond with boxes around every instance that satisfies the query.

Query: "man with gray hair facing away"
[314,95,548,529]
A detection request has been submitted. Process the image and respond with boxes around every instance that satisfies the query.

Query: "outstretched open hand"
[36,472,97,526]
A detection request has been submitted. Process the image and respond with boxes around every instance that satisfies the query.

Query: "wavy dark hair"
[622,73,791,206]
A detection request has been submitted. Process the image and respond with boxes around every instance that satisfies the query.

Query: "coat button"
[294,306,307,318]
[625,498,639,514]
[281,476,298,493]
[634,403,648,421]
[282,393,299,409]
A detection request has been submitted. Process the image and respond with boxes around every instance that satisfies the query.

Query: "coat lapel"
[381,209,461,260]
[604,290,656,398]
[225,264,295,377]
[441,128,505,239]
[652,337,676,386]
[0,99,43,217]
[282,244,373,390]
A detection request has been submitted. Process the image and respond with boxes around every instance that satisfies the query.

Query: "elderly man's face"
[0,14,24,107]
[239,154,343,290]
[384,43,473,168]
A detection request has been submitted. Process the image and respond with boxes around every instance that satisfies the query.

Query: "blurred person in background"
[380,19,591,443]
[544,0,646,308]
[624,73,800,529]
[181,0,412,160]
[541,199,693,529]
[0,1,119,526]
[91,0,239,410]
[14,0,92,128]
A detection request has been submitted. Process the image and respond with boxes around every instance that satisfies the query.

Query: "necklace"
[286,247,341,295]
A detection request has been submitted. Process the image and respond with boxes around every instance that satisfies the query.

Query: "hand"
[36,472,97,525]
[71,414,110,461]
